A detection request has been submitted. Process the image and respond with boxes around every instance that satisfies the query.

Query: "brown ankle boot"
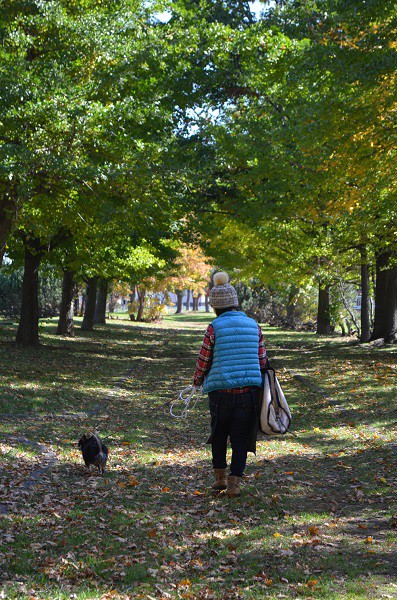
[212,468,228,491]
[226,475,242,497]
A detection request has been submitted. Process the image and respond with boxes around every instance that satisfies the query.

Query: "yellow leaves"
[364,536,373,544]
[255,572,273,585]
[271,494,281,503]
[127,476,139,486]
[178,579,191,587]
[99,591,123,599]
[307,525,319,536]
[119,476,139,488]
[273,532,283,538]
[162,486,170,492]
[307,579,319,588]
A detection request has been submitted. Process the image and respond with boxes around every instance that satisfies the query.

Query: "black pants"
[208,389,257,477]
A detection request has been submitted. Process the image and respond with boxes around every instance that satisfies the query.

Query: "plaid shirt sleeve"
[193,324,214,387]
[258,325,270,371]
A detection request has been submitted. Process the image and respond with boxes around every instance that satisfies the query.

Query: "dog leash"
[170,385,204,419]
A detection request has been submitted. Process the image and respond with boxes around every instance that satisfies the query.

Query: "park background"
[0,0,396,599]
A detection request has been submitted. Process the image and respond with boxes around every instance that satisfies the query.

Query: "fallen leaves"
[307,525,319,536]
[1,319,396,600]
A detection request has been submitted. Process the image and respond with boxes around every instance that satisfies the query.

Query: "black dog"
[78,433,108,475]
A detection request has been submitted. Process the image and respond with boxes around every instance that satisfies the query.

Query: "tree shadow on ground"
[1,442,396,598]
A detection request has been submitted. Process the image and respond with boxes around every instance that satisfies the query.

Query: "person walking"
[193,272,270,497]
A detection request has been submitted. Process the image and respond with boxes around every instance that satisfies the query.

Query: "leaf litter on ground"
[0,317,396,599]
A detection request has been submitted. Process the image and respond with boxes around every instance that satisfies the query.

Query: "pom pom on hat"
[209,271,238,309]
[213,271,229,286]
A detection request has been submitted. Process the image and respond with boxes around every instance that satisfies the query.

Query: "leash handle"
[170,385,203,419]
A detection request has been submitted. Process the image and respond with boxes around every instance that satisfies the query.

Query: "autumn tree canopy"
[0,0,396,343]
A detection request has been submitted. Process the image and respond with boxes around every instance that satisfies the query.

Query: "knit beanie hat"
[209,272,239,309]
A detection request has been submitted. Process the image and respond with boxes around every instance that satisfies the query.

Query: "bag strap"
[267,369,280,418]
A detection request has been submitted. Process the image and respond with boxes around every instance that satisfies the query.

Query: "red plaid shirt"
[193,323,269,388]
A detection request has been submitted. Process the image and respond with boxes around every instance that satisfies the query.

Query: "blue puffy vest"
[203,311,262,393]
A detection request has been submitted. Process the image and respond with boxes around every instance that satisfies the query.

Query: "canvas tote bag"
[260,368,291,435]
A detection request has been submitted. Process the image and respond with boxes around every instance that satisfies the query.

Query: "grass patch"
[0,314,396,599]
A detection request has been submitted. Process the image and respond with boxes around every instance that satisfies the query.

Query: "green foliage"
[38,265,63,318]
[0,268,23,318]
[180,0,396,326]
[128,293,169,322]
[1,0,395,338]
[0,266,62,318]
[235,279,318,328]
[0,0,196,284]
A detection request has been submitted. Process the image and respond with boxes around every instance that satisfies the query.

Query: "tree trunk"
[136,288,146,321]
[108,292,117,314]
[56,270,75,336]
[205,293,210,312]
[192,295,199,311]
[94,279,108,324]
[359,246,371,343]
[175,290,184,314]
[79,293,86,316]
[73,294,80,316]
[338,281,360,338]
[185,289,191,311]
[81,277,98,331]
[370,251,397,343]
[128,291,135,320]
[286,285,299,329]
[316,282,331,335]
[15,239,44,345]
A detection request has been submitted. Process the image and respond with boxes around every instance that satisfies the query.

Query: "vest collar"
[216,310,244,318]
